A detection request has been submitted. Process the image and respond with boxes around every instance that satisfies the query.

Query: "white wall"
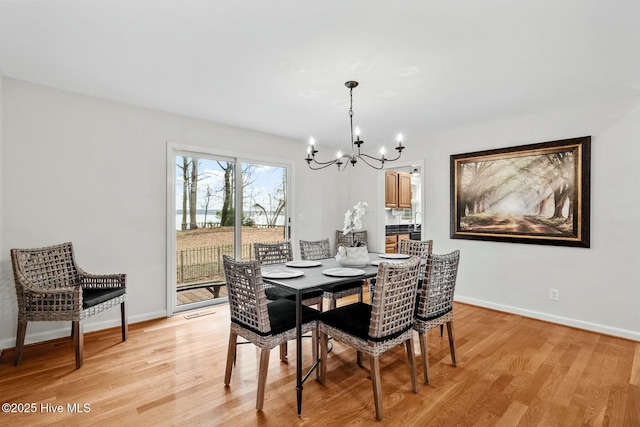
[0,78,345,349]
[410,97,640,340]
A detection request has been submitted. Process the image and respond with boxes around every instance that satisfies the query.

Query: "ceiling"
[1,0,639,153]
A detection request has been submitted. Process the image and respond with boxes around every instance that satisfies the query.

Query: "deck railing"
[177,243,257,284]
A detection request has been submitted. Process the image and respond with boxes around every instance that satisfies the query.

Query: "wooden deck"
[177,284,228,306]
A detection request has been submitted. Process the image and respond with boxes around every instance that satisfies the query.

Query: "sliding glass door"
[169,147,289,313]
[239,161,288,260]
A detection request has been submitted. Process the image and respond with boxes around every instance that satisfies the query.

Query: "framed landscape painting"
[450,136,591,247]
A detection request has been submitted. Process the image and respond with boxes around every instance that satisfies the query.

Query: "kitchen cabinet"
[385,171,398,208]
[385,233,410,253]
[385,171,411,209]
[385,235,396,253]
[398,173,412,208]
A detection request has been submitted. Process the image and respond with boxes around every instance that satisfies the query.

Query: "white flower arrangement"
[342,201,369,235]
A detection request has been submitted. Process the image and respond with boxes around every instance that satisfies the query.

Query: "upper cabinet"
[398,172,412,208]
[385,171,411,209]
[385,171,398,208]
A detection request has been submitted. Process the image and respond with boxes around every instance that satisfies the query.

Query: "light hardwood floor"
[1,296,638,426]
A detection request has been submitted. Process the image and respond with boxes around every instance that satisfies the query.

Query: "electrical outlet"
[549,288,559,301]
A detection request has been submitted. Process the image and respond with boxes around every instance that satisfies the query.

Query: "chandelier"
[305,81,405,170]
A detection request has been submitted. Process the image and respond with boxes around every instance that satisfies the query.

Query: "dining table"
[260,251,412,417]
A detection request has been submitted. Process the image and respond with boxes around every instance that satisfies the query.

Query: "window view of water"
[175,211,285,230]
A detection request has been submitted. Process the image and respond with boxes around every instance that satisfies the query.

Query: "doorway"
[380,161,424,252]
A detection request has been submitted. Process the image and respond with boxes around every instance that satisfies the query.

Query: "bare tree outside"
[179,157,189,230]
[215,161,258,226]
[189,159,199,229]
[201,184,214,226]
[253,168,286,227]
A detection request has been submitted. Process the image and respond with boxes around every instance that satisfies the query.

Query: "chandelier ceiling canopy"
[305,81,405,171]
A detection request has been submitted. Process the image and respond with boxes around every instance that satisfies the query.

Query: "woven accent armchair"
[414,250,460,384]
[318,256,421,421]
[222,255,319,410]
[300,238,363,309]
[10,242,127,368]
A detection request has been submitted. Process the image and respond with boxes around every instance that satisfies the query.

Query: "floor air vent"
[183,309,215,319]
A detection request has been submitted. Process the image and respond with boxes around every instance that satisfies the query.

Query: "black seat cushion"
[319,302,372,340]
[267,298,320,335]
[265,286,324,302]
[265,286,296,300]
[82,287,126,309]
[321,279,363,294]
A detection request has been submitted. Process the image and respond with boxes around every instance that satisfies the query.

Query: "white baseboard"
[456,295,640,342]
[0,310,167,351]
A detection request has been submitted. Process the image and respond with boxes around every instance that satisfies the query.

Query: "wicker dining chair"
[334,229,368,254]
[10,242,127,369]
[299,238,364,309]
[414,250,461,384]
[318,256,422,421]
[222,255,319,410]
[253,241,324,359]
[253,241,323,309]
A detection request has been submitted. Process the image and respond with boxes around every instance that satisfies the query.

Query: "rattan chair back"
[11,242,80,292]
[398,239,433,259]
[222,255,271,335]
[11,243,81,322]
[369,256,422,341]
[253,241,293,265]
[416,250,460,322]
[299,238,331,260]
